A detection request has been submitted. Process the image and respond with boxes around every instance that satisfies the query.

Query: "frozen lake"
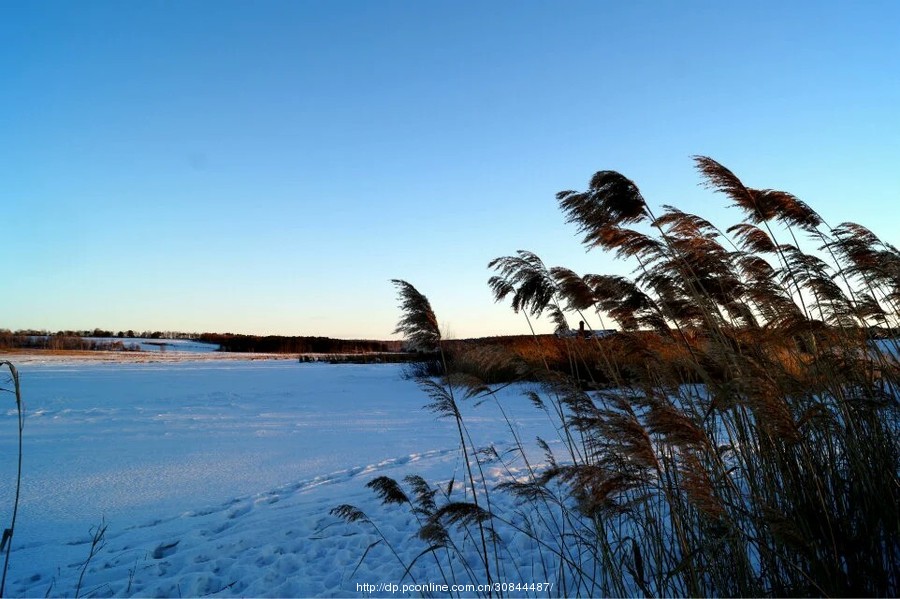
[0,359,556,597]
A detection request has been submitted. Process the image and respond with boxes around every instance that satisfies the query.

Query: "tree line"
[0,329,406,354]
[197,333,403,354]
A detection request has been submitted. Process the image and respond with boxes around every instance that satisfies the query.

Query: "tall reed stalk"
[0,361,23,599]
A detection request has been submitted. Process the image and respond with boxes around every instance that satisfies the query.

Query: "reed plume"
[391,279,441,351]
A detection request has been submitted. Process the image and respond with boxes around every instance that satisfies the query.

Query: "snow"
[7,351,297,366]
[87,338,223,353]
[0,359,562,597]
[20,338,223,353]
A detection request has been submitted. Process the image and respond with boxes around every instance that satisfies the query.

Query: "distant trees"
[197,333,402,354]
[0,329,403,355]
[0,331,137,351]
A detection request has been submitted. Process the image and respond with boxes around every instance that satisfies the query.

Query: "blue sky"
[3,1,898,339]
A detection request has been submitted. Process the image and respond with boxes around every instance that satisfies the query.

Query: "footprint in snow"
[227,503,252,519]
[151,540,180,559]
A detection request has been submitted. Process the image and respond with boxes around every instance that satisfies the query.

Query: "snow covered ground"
[0,359,562,597]
[5,350,297,366]
[87,338,223,353]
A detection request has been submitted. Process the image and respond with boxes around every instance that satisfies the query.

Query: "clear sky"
[3,1,899,339]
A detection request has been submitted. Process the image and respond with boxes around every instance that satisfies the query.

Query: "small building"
[556,321,616,339]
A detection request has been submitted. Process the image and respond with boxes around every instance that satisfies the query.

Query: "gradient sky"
[3,1,899,339]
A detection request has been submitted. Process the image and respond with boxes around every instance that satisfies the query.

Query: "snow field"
[0,361,565,597]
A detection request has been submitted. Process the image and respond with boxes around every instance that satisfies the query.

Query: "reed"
[337,158,900,597]
[0,361,23,599]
